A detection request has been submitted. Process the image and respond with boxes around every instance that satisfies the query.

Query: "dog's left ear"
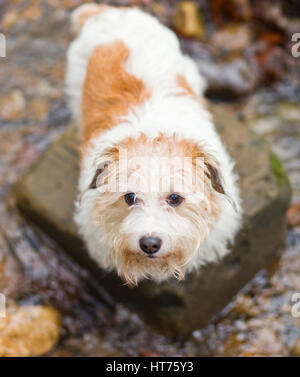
[205,162,225,194]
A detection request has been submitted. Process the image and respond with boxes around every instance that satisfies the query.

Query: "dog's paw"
[70,3,109,36]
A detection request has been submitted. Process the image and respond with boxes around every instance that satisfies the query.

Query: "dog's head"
[89,134,227,285]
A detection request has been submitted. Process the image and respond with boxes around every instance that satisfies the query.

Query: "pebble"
[173,1,204,39]
[210,24,252,52]
[0,303,61,357]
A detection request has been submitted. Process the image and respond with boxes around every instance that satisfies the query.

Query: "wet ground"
[1,0,300,356]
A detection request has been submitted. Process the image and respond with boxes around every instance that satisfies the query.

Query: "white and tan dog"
[66,3,242,285]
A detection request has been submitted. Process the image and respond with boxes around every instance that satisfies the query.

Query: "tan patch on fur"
[117,133,200,161]
[177,74,207,106]
[81,40,151,148]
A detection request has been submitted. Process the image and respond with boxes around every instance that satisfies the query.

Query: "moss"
[270,153,288,188]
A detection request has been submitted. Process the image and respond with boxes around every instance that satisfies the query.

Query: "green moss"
[270,153,288,188]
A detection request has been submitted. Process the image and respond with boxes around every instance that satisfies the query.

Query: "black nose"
[139,236,162,254]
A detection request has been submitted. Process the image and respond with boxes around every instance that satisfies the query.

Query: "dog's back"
[66,3,205,138]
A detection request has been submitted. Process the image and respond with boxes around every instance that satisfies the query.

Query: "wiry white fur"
[66,4,242,283]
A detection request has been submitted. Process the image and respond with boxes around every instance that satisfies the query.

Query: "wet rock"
[227,0,252,21]
[212,0,252,25]
[0,260,23,299]
[252,116,280,136]
[139,348,161,357]
[200,58,258,98]
[221,333,247,356]
[0,238,25,298]
[277,102,300,123]
[52,331,121,357]
[242,327,288,356]
[223,326,288,356]
[210,24,252,52]
[234,295,260,318]
[1,10,18,30]
[0,90,26,121]
[180,40,258,97]
[29,98,49,121]
[173,1,205,39]
[14,105,291,336]
[22,3,43,22]
[0,303,61,357]
[292,337,300,356]
[255,46,285,85]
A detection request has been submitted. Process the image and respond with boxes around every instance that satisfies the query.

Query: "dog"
[66,3,242,285]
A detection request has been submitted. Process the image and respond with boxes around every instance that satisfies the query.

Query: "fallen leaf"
[287,202,300,228]
[173,1,205,39]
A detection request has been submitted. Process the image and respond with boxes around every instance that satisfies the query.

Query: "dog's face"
[90,135,225,285]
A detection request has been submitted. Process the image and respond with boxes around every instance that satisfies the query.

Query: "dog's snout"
[139,236,162,255]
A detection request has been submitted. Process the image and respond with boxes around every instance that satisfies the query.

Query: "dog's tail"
[70,3,109,36]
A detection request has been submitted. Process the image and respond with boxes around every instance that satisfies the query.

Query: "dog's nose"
[139,236,162,255]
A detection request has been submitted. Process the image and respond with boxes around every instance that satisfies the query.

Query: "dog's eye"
[124,192,138,206]
[166,193,183,207]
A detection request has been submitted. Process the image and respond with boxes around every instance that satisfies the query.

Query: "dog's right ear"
[89,162,109,189]
[89,168,104,189]
[89,148,119,189]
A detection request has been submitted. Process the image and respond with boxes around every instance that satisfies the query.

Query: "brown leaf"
[287,202,300,228]
[173,1,205,39]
